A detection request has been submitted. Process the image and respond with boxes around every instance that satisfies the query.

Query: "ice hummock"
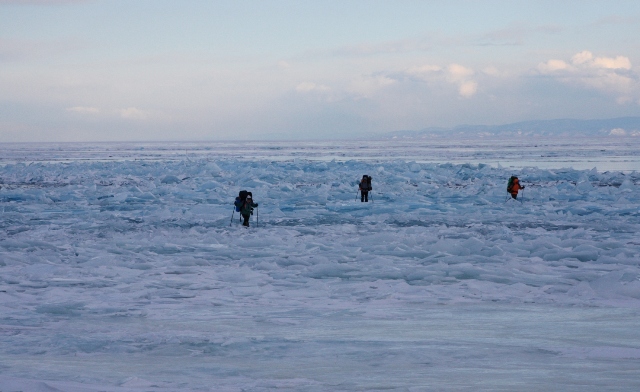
[1,141,640,391]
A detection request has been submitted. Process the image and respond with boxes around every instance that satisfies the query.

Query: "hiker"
[507,176,525,199]
[359,175,372,202]
[234,191,258,227]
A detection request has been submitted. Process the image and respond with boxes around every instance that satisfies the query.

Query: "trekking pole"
[256,207,259,228]
[229,209,235,227]
[355,190,359,202]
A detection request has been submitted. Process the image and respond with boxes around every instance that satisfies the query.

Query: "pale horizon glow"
[1,0,640,142]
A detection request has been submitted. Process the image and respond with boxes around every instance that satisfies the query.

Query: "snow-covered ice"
[1,138,639,391]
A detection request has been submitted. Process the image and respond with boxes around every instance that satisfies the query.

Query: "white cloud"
[458,80,478,98]
[120,107,149,120]
[539,51,632,74]
[447,64,478,98]
[66,106,100,114]
[570,51,593,66]
[538,59,570,73]
[405,63,478,98]
[571,50,631,70]
[348,75,396,98]
[447,64,474,81]
[593,56,631,70]
[538,51,637,102]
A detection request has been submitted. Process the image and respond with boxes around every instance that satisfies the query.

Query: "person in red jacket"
[507,176,525,199]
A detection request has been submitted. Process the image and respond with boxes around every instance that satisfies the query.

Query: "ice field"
[1,138,640,391]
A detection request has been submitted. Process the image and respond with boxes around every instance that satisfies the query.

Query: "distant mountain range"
[385,117,640,138]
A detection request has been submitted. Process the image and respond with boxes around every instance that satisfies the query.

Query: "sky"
[1,0,640,142]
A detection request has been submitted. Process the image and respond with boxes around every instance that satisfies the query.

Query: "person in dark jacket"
[359,175,372,202]
[236,194,258,226]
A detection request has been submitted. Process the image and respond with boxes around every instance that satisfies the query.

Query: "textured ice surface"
[1,140,639,391]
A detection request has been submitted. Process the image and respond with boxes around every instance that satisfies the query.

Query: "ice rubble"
[1,154,640,390]
[1,158,639,308]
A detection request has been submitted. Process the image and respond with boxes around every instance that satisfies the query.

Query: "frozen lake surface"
[3,136,640,171]
[1,138,640,391]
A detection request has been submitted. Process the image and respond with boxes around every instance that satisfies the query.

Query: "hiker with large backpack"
[507,176,525,200]
[359,175,372,202]
[234,190,258,227]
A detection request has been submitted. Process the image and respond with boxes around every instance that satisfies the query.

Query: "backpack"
[361,175,372,191]
[507,176,517,193]
[234,190,250,211]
